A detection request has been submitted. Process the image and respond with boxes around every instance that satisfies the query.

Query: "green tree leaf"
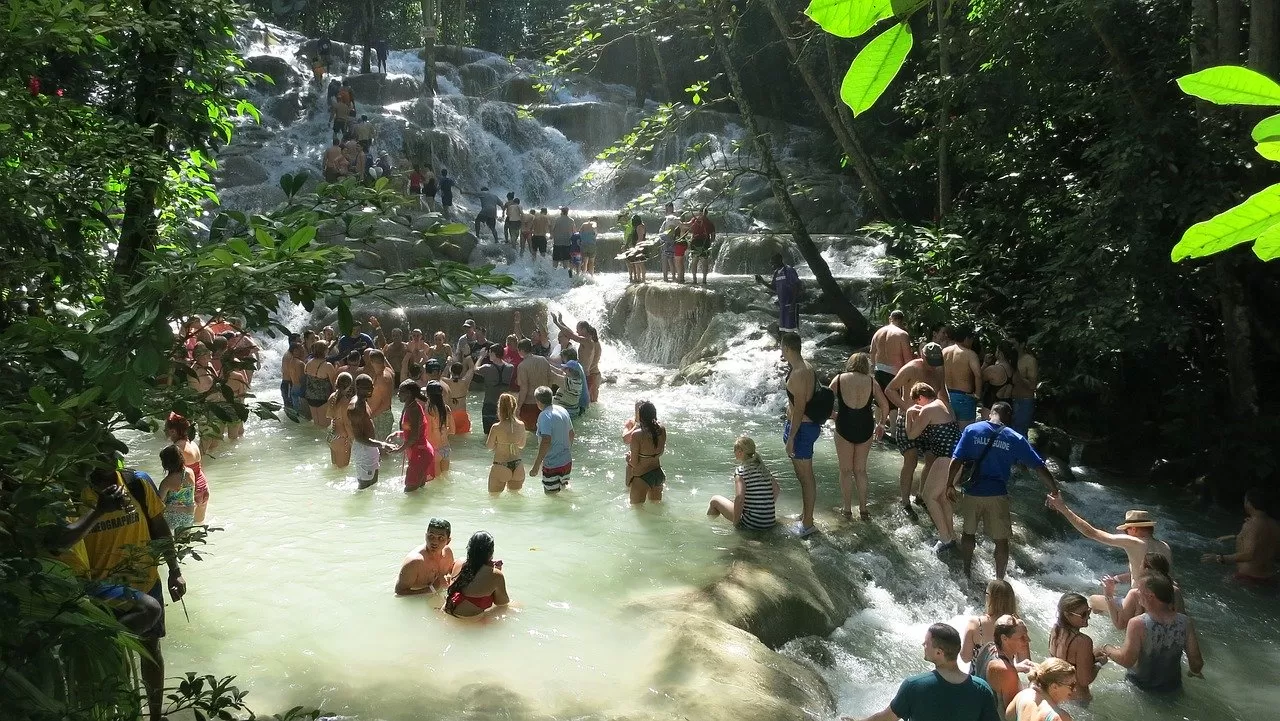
[805,0,926,37]
[1257,141,1280,161]
[1254,221,1280,261]
[840,22,913,116]
[1250,113,1280,142]
[1172,183,1280,261]
[1176,65,1280,106]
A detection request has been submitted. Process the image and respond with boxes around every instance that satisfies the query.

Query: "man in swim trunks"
[869,309,914,426]
[349,374,394,489]
[1202,486,1279,585]
[515,338,565,431]
[395,518,455,595]
[283,341,308,421]
[781,330,823,536]
[686,206,715,285]
[530,386,574,492]
[943,327,983,427]
[366,350,396,441]
[885,342,950,516]
[529,207,551,257]
[1010,338,1039,434]
[1045,496,1173,611]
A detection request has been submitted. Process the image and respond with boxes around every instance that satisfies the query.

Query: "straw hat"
[1116,509,1156,531]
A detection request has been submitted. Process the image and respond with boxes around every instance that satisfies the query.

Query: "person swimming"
[707,436,778,530]
[443,531,510,618]
[622,399,665,505]
[486,393,526,492]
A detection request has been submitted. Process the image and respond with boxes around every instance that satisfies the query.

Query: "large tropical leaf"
[1254,221,1280,261]
[1177,65,1280,106]
[1251,113,1280,142]
[804,0,927,38]
[1171,183,1280,261]
[840,22,913,116]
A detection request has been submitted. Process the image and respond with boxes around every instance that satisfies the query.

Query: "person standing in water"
[396,518,453,595]
[552,313,601,404]
[157,445,195,533]
[438,168,454,213]
[623,399,666,504]
[1043,497,1172,613]
[283,341,307,421]
[374,37,389,74]
[1010,338,1039,434]
[578,216,598,275]
[1048,592,1105,701]
[943,327,983,427]
[885,342,949,516]
[707,436,779,530]
[829,352,890,520]
[396,380,438,492]
[781,331,827,536]
[486,393,527,492]
[447,360,474,434]
[503,193,523,248]
[623,214,648,283]
[754,253,801,333]
[972,615,1029,714]
[554,346,587,415]
[164,413,210,525]
[304,341,337,429]
[948,402,1060,580]
[1099,572,1204,692]
[476,345,515,435]
[905,382,962,553]
[473,186,502,242]
[960,579,1019,663]
[1201,486,1279,586]
[530,386,574,493]
[383,329,407,384]
[424,380,454,475]
[443,531,509,618]
[870,310,914,393]
[366,349,397,442]
[516,338,565,431]
[687,206,715,285]
[326,372,355,468]
[551,206,577,275]
[846,623,1000,721]
[349,374,394,489]
[1005,659,1078,721]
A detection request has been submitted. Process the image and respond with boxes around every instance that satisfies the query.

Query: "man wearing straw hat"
[1045,497,1172,612]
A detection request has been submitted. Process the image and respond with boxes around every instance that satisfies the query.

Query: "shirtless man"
[225,362,250,441]
[348,374,394,489]
[515,338,565,432]
[943,328,983,427]
[552,313,601,402]
[400,329,427,380]
[322,139,346,181]
[383,328,407,384]
[869,310,914,392]
[395,518,455,595]
[1010,339,1039,434]
[190,344,223,454]
[884,342,949,516]
[781,331,822,536]
[1202,486,1279,586]
[904,382,961,551]
[282,342,307,421]
[366,350,397,442]
[1045,496,1172,613]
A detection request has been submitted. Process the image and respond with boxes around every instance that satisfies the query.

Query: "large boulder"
[529,102,628,152]
[214,154,270,188]
[714,234,799,275]
[606,284,726,366]
[243,54,299,89]
[501,74,544,105]
[342,73,423,105]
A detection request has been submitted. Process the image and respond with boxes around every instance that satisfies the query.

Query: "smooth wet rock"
[607,284,726,366]
[530,102,627,151]
[502,74,543,105]
[714,235,800,275]
[244,54,300,88]
[215,154,270,188]
[343,73,422,105]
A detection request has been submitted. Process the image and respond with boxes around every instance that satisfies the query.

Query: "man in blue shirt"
[847,623,1000,721]
[336,321,375,357]
[946,401,1060,579]
[530,386,574,493]
[754,253,801,332]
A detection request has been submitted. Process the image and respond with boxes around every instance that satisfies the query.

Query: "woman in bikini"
[960,578,1019,663]
[443,531,509,618]
[828,352,890,520]
[1006,658,1077,721]
[424,380,454,475]
[397,380,438,492]
[326,372,355,468]
[303,341,337,429]
[622,399,666,505]
[157,444,196,533]
[1048,592,1106,701]
[486,393,526,492]
[164,413,210,525]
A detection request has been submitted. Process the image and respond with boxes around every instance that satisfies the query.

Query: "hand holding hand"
[1200,553,1224,564]
[1045,493,1065,512]
[1101,576,1117,596]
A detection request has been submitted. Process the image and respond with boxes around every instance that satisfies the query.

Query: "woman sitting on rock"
[443,531,509,618]
[707,436,778,531]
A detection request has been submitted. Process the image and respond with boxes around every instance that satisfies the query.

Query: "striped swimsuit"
[738,464,776,530]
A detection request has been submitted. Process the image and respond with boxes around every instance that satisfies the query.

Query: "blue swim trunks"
[948,390,977,423]
[784,420,821,460]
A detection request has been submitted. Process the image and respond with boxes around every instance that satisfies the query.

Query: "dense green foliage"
[1,2,508,719]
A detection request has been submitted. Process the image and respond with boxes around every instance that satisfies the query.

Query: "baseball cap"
[462,319,476,328]
[923,342,944,367]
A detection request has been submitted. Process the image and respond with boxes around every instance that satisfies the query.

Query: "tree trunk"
[115,1,176,284]
[710,16,873,344]
[760,0,900,220]
[1190,0,1217,70]
[1218,0,1243,62]
[422,0,438,92]
[649,37,671,101]
[935,0,952,221]
[360,0,373,74]
[1083,1,1156,126]
[1249,0,1280,77]
[1216,258,1259,416]
[633,35,649,107]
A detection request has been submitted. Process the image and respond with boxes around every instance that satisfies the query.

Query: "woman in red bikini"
[443,531,509,618]
[395,381,437,492]
[165,413,210,524]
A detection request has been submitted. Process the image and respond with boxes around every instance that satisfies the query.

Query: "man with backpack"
[79,457,188,721]
[946,401,1060,579]
[781,330,834,537]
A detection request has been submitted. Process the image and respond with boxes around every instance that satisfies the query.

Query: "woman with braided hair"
[395,380,438,492]
[443,531,509,618]
[622,399,665,504]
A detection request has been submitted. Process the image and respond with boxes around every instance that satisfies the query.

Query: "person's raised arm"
[47,488,125,551]
[1045,496,1123,544]
[1185,618,1204,677]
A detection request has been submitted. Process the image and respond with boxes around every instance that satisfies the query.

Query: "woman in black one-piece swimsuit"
[828,352,891,520]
